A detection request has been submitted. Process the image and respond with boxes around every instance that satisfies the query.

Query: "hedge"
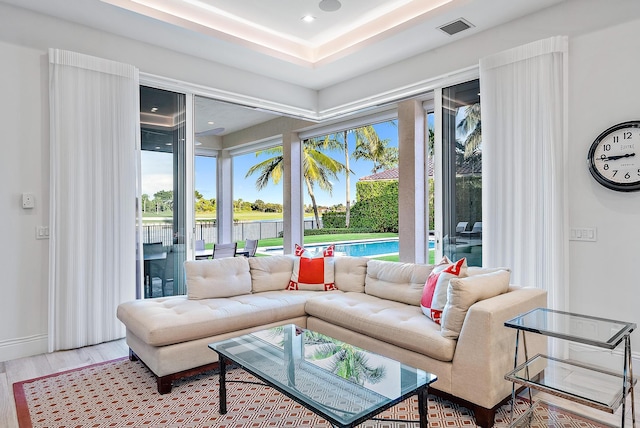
[350,180,399,233]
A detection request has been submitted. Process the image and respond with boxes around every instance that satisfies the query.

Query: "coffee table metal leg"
[218,353,227,414]
[418,387,428,428]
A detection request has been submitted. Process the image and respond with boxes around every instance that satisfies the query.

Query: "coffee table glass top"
[209,324,437,427]
[504,308,636,349]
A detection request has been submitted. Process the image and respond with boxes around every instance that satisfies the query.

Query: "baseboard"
[0,334,48,362]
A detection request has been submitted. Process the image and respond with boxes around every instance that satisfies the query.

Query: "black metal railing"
[142,219,317,245]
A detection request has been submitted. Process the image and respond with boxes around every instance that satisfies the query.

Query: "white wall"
[0,41,49,359]
[568,19,640,326]
[1,1,639,362]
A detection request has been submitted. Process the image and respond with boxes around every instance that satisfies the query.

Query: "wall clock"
[587,120,640,192]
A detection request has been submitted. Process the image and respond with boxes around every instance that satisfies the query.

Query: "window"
[139,86,188,297]
[233,147,285,243]
[441,79,482,266]
[303,121,400,256]
[194,154,217,245]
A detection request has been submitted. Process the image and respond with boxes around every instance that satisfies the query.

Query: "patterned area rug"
[13,358,611,427]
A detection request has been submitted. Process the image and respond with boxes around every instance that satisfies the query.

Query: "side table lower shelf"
[510,400,618,428]
[506,353,636,413]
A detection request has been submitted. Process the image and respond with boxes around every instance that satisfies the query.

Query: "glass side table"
[504,307,636,427]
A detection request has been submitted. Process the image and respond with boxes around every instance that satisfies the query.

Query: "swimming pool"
[264,239,434,258]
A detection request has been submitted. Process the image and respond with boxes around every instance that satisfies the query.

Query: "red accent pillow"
[420,257,467,324]
[287,244,336,291]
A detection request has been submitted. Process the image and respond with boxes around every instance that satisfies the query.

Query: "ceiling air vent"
[438,18,474,36]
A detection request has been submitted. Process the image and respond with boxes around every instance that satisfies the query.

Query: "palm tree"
[352,124,399,174]
[244,143,347,228]
[320,131,352,227]
[456,103,481,158]
[324,124,395,227]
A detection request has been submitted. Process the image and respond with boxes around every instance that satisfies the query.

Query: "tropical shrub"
[350,180,398,233]
[322,211,346,228]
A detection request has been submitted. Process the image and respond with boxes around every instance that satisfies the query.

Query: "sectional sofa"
[116,254,547,427]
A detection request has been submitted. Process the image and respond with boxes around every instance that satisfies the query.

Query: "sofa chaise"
[117,254,547,427]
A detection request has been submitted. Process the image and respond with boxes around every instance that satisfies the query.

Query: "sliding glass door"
[441,79,482,266]
[139,86,187,298]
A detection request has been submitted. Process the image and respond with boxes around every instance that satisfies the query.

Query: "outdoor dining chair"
[142,242,166,298]
[242,239,258,257]
[212,242,238,259]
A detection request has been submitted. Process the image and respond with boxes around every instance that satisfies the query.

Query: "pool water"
[265,239,434,257]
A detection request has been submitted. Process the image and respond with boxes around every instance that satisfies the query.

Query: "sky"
[142,116,435,208]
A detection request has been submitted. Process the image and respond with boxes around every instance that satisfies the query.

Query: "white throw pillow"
[185,257,251,299]
[440,270,511,339]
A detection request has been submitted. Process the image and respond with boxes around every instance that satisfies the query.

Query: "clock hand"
[602,153,636,161]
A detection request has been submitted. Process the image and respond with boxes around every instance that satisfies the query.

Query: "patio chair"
[212,242,237,259]
[460,221,482,239]
[455,222,468,235]
[143,242,166,298]
[195,239,205,251]
[242,239,258,257]
[162,246,175,297]
[470,221,482,237]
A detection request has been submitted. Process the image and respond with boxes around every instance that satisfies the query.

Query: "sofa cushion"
[467,266,511,276]
[305,292,456,362]
[440,270,511,339]
[287,244,336,291]
[184,257,251,299]
[116,291,318,347]
[420,257,467,324]
[334,256,368,292]
[249,255,294,292]
[365,260,433,306]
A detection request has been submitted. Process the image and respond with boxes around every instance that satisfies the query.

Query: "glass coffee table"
[209,324,437,427]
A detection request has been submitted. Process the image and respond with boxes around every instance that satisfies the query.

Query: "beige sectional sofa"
[117,254,547,427]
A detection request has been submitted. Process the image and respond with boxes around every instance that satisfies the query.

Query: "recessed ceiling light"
[302,15,315,23]
[207,121,215,125]
[151,107,158,112]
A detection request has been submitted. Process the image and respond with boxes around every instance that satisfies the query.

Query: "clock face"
[587,121,640,192]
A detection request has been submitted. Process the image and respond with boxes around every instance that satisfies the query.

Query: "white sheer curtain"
[480,36,569,311]
[48,49,139,352]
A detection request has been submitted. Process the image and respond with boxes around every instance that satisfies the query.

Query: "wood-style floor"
[0,339,636,427]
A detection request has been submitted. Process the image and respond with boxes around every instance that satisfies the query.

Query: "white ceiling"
[2,0,565,90]
[1,0,566,137]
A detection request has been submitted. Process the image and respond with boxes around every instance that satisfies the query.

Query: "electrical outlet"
[569,227,597,242]
[36,226,49,240]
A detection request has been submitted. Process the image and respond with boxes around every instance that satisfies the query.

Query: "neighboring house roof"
[359,168,399,181]
[358,157,481,182]
[358,159,434,182]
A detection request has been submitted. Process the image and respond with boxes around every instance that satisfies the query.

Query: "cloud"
[142,174,173,197]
